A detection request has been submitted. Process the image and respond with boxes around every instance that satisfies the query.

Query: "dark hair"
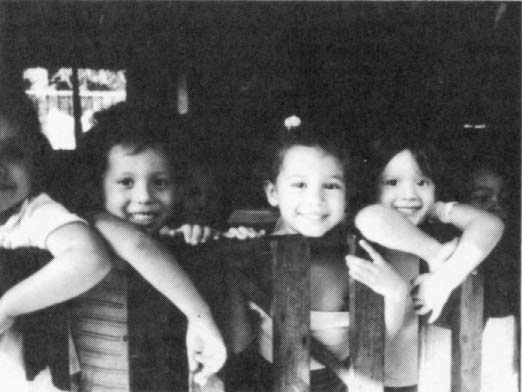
[266,120,352,181]
[0,92,52,193]
[365,130,447,203]
[261,119,357,209]
[75,102,182,211]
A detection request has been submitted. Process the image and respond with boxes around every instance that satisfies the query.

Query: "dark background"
[1,1,520,215]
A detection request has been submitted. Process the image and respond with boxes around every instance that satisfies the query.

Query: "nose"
[305,185,325,206]
[399,181,419,200]
[133,181,153,204]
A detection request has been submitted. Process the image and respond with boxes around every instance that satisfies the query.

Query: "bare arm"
[92,212,214,321]
[224,272,255,354]
[425,201,504,290]
[355,204,443,266]
[0,222,111,317]
[92,212,226,382]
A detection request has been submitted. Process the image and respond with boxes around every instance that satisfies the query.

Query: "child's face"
[103,145,176,233]
[0,117,32,218]
[265,145,346,237]
[378,149,435,226]
[182,167,220,224]
[470,169,506,220]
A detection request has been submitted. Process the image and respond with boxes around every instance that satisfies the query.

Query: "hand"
[160,224,218,246]
[425,237,458,271]
[346,240,408,302]
[221,226,266,240]
[411,271,454,323]
[186,318,227,386]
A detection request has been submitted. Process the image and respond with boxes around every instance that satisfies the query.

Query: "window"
[24,67,126,149]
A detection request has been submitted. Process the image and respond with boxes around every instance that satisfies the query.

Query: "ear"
[264,180,279,207]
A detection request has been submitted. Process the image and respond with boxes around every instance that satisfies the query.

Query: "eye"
[383,179,397,186]
[116,178,134,188]
[324,182,342,190]
[152,177,170,189]
[291,181,306,189]
[418,178,431,187]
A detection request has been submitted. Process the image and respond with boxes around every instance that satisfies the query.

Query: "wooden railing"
[0,240,486,392]
[197,235,485,392]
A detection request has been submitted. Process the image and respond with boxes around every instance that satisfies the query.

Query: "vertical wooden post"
[71,67,82,147]
[451,272,484,392]
[418,322,452,392]
[271,236,311,392]
[348,233,385,392]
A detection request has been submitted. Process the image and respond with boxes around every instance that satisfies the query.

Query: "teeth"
[129,213,156,224]
[300,214,325,221]
[395,207,421,216]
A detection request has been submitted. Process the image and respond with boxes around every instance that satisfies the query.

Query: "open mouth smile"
[394,206,421,216]
[128,212,159,226]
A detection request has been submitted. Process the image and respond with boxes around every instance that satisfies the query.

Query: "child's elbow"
[491,215,505,239]
[354,204,383,232]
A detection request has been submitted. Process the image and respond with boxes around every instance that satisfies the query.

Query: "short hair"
[265,120,353,183]
[365,128,447,203]
[261,119,357,211]
[76,102,182,211]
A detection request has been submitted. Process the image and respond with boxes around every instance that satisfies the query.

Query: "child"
[466,162,518,392]
[160,156,264,243]
[71,103,226,391]
[0,92,112,391]
[352,132,504,391]
[226,122,410,392]
[179,159,225,227]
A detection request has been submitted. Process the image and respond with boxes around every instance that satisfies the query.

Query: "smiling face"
[265,145,346,237]
[0,116,32,221]
[378,149,435,226]
[103,145,176,233]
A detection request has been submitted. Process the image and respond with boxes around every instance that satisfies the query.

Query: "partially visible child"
[353,132,504,391]
[226,122,411,392]
[179,160,224,227]
[160,157,263,244]
[72,103,226,391]
[0,92,112,391]
[466,161,519,392]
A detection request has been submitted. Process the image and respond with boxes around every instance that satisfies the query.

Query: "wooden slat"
[271,237,311,392]
[451,271,484,392]
[348,278,385,392]
[347,233,384,392]
[418,323,452,392]
[230,267,350,379]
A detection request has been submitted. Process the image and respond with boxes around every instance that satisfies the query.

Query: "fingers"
[411,273,428,288]
[359,240,385,265]
[176,224,216,245]
[190,344,227,386]
[187,347,198,373]
[222,226,265,240]
[346,255,378,286]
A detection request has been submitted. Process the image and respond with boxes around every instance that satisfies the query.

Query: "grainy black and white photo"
[0,2,519,392]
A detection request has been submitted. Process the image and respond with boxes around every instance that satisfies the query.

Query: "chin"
[299,227,330,238]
